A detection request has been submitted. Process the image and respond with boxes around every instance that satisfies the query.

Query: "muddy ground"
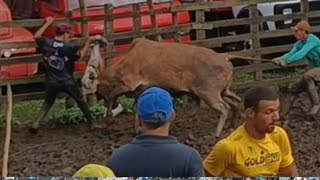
[0,93,320,176]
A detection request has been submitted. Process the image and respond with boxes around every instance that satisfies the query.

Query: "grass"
[0,99,65,127]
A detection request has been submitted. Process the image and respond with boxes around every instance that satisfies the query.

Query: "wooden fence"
[0,0,317,103]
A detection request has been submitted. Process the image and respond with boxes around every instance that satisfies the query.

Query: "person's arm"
[280,42,299,62]
[279,162,299,176]
[79,38,92,61]
[281,35,318,64]
[34,16,54,39]
[277,128,299,176]
[203,140,232,176]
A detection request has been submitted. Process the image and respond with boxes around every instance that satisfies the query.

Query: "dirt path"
[0,94,319,176]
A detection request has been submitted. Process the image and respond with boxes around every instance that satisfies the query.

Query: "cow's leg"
[222,96,240,128]
[224,88,241,102]
[106,99,116,117]
[222,88,241,128]
[185,93,201,117]
[197,91,231,137]
[281,76,306,125]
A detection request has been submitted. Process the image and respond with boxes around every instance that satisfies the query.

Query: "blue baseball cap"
[137,87,174,123]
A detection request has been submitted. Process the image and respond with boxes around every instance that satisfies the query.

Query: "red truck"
[0,0,37,79]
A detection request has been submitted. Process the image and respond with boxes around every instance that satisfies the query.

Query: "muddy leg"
[197,91,231,138]
[30,84,58,133]
[281,76,306,126]
[222,96,240,128]
[224,88,241,102]
[281,94,298,127]
[223,88,241,127]
[305,75,320,115]
[65,96,76,109]
[187,94,201,117]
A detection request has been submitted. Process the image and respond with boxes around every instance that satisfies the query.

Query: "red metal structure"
[0,0,37,79]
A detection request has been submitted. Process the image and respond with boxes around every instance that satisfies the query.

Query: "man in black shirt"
[30,16,94,133]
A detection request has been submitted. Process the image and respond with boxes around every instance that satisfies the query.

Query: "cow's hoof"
[29,127,39,134]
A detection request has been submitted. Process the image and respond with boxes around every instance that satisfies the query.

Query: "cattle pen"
[1,0,320,176]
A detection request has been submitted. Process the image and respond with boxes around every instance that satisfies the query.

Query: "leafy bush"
[53,102,105,124]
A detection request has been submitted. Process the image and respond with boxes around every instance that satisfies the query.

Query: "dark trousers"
[33,79,93,128]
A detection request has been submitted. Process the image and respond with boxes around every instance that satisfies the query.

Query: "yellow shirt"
[203,125,294,177]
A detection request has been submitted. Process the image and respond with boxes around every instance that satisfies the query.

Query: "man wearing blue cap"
[107,87,205,177]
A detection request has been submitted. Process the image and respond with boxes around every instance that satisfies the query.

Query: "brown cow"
[96,38,242,137]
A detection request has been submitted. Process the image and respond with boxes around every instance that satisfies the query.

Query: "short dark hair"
[244,85,279,109]
[143,121,168,130]
[56,23,73,36]
[140,112,171,130]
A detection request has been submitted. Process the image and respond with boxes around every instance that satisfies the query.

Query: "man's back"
[107,135,204,177]
[36,37,80,82]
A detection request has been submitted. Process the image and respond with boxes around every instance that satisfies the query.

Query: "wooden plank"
[171,0,292,12]
[232,75,301,90]
[256,44,293,54]
[0,8,172,28]
[104,4,114,67]
[0,54,42,66]
[0,24,192,49]
[0,72,84,86]
[0,92,69,103]
[192,13,302,30]
[190,33,255,48]
[228,44,293,58]
[148,0,158,29]
[234,61,308,75]
[259,25,320,39]
[308,10,320,18]
[195,10,205,40]
[0,19,67,28]
[249,4,262,80]
[133,4,142,36]
[301,0,309,21]
[0,49,126,66]
[79,0,89,37]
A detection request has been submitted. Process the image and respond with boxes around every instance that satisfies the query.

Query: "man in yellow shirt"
[203,85,299,177]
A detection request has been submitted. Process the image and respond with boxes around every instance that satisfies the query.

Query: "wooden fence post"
[104,4,114,67]
[249,3,262,81]
[170,1,181,42]
[147,0,160,41]
[195,0,205,40]
[301,0,309,21]
[79,0,89,37]
[133,3,142,38]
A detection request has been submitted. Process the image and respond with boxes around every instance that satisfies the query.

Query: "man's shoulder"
[308,34,320,42]
[175,141,200,154]
[110,143,132,155]
[212,125,248,151]
[269,126,289,141]
[270,126,288,135]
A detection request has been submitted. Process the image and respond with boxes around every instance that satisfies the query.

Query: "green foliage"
[118,97,135,114]
[233,73,255,83]
[276,83,295,93]
[53,102,105,124]
[174,97,184,108]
